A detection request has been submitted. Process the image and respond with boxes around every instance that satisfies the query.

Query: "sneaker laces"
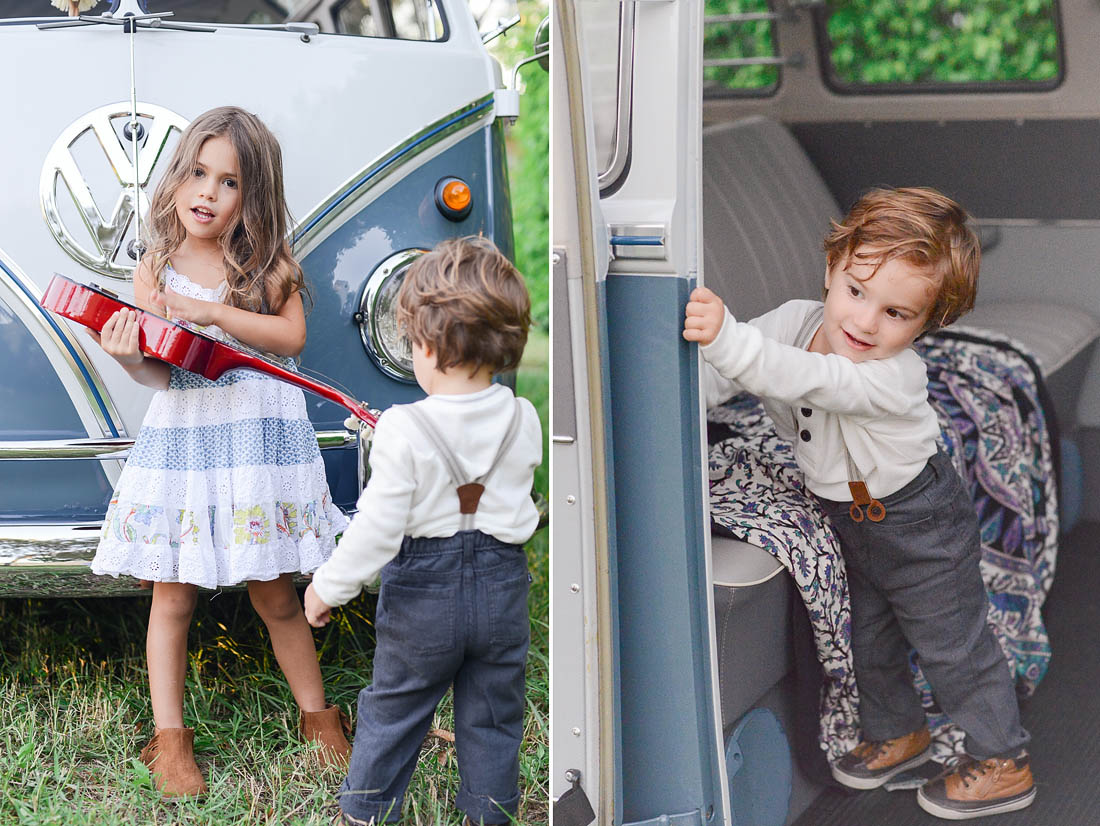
[954,757,997,789]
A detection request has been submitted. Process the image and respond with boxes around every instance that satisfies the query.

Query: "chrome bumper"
[0,524,149,597]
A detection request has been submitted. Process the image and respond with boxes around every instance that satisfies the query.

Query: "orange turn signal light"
[442,180,470,211]
[435,177,473,221]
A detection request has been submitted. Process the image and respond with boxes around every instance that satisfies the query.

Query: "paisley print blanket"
[707,328,1058,762]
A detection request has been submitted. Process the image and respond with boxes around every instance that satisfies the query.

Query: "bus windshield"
[4,0,447,42]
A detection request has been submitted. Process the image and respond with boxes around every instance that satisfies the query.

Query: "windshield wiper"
[38,9,214,33]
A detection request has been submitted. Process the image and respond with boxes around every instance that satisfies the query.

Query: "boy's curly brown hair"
[396,235,531,374]
[824,187,981,333]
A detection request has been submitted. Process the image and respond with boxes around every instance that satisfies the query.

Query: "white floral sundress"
[92,266,349,588]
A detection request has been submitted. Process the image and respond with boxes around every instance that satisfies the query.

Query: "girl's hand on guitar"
[90,309,143,366]
[156,284,222,327]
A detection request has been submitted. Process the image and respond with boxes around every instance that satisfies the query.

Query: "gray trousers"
[338,531,530,824]
[814,450,1030,759]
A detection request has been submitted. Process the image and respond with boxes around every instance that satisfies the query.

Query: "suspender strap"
[789,305,885,522]
[404,406,467,488]
[793,305,824,352]
[483,400,526,488]
[403,399,525,530]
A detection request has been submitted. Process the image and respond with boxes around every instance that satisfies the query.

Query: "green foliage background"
[490,0,550,332]
[825,0,1060,85]
[704,0,1061,94]
[703,0,777,93]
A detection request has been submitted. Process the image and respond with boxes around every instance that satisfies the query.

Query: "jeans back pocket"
[377,580,458,656]
[487,570,531,648]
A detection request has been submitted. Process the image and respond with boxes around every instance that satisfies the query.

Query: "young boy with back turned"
[684,187,1035,820]
[303,236,542,825]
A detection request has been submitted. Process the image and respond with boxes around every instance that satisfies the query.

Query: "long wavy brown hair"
[143,106,305,313]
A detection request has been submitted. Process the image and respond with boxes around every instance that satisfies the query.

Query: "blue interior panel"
[605,273,725,824]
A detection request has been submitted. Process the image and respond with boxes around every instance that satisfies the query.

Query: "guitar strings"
[296,363,375,410]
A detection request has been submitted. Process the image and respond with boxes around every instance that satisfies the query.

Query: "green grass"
[0,336,548,825]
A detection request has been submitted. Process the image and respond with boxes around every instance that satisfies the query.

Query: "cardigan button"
[801,407,812,417]
[800,430,811,442]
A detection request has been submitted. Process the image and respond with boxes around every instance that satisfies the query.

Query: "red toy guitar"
[41,274,378,428]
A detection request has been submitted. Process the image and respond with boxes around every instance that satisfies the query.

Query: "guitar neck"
[242,356,378,428]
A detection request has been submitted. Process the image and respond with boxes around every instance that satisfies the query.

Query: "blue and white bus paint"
[551,0,732,823]
[0,0,530,596]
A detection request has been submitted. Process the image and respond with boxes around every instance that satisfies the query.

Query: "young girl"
[89,106,351,798]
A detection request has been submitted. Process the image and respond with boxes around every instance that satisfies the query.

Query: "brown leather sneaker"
[831,727,932,789]
[917,753,1035,819]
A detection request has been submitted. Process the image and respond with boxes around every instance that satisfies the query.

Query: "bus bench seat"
[712,534,792,728]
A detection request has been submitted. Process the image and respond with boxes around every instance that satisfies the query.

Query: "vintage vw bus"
[0,0,537,596]
[553,1,1097,824]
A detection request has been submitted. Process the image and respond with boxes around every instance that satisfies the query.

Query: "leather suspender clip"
[793,307,887,524]
[848,480,885,522]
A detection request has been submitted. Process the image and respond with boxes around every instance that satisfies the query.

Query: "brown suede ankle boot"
[139,727,207,798]
[300,703,352,768]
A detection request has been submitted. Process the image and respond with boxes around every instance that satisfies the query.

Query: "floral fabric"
[707,328,1057,762]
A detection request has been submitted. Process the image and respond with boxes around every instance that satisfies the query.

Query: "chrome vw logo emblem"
[40,103,190,280]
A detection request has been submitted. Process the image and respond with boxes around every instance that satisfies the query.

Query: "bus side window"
[334,0,446,41]
[703,0,780,98]
[818,0,1063,92]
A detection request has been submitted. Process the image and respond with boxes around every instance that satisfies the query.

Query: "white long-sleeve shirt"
[701,299,940,501]
[309,384,542,607]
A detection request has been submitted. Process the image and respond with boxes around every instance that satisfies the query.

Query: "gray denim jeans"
[814,449,1030,759]
[338,530,530,824]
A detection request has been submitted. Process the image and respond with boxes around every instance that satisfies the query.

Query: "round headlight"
[357,249,426,382]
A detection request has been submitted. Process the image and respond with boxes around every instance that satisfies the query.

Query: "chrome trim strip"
[0,525,313,598]
[0,438,132,460]
[0,525,142,599]
[597,1,634,193]
[0,250,122,439]
[316,430,357,449]
[292,95,494,252]
[0,430,355,459]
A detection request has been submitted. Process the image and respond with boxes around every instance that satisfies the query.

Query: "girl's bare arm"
[157,284,307,357]
[87,260,171,390]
